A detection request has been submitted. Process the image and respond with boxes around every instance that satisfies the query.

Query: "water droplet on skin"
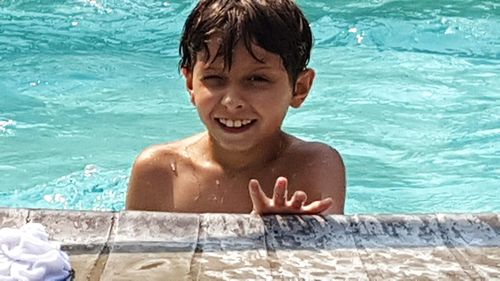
[182,146,190,158]
[170,162,178,176]
[214,180,225,204]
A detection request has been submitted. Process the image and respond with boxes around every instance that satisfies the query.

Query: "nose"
[220,85,245,110]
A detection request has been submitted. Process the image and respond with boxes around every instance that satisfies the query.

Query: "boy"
[126,0,345,215]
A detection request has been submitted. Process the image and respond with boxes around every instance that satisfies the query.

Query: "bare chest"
[171,172,256,213]
[169,160,317,213]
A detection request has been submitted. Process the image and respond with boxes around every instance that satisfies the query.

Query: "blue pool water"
[1,0,499,214]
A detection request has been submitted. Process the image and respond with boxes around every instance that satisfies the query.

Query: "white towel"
[0,223,72,281]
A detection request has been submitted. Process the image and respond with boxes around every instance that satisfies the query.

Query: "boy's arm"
[126,147,174,212]
[317,147,346,215]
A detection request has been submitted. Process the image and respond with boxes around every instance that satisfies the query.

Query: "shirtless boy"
[126,0,346,215]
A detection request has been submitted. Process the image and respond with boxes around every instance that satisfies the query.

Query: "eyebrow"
[199,50,280,72]
[201,65,278,74]
[202,57,274,68]
[249,65,276,72]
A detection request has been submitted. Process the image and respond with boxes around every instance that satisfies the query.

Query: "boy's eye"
[202,75,224,81]
[248,75,269,83]
[201,75,226,86]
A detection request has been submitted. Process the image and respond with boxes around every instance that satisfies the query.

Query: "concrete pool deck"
[1,208,499,280]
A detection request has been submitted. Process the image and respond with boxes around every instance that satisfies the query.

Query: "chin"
[217,139,256,152]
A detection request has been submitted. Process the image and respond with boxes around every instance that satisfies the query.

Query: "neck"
[203,131,289,172]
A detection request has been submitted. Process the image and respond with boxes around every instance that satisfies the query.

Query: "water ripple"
[1,0,499,213]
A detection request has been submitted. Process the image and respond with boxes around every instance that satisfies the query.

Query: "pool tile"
[2,209,498,280]
[436,213,500,279]
[349,214,472,279]
[26,209,115,281]
[0,207,28,228]
[191,214,270,280]
[27,209,115,246]
[101,211,199,280]
[348,214,444,247]
[263,215,368,280]
[437,213,500,247]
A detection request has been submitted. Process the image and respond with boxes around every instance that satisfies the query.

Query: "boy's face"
[182,38,314,152]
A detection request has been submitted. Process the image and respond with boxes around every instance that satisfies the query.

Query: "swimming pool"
[1,0,498,214]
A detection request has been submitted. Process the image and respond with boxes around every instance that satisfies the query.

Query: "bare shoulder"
[287,137,344,169]
[126,138,194,211]
[285,137,346,214]
[133,143,179,170]
[130,133,204,174]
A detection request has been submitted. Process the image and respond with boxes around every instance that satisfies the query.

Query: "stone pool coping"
[1,208,499,280]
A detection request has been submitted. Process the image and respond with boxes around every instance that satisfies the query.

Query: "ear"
[290,68,315,108]
[181,67,195,105]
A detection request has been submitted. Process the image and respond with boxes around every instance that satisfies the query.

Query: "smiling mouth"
[216,118,256,130]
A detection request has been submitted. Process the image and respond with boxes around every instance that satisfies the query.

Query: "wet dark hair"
[179,0,313,84]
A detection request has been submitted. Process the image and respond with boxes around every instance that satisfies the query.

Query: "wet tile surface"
[436,213,500,279]
[0,207,28,228]
[191,214,270,280]
[27,209,115,247]
[26,209,115,281]
[101,211,199,280]
[349,214,459,279]
[264,215,368,280]
[1,209,499,280]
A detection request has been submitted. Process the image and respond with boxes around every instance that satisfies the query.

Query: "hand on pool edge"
[248,177,333,215]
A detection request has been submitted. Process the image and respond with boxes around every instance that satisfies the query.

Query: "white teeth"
[218,118,253,128]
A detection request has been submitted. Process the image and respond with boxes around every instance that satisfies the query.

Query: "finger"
[248,179,269,215]
[289,191,307,209]
[302,198,334,214]
[272,177,288,207]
